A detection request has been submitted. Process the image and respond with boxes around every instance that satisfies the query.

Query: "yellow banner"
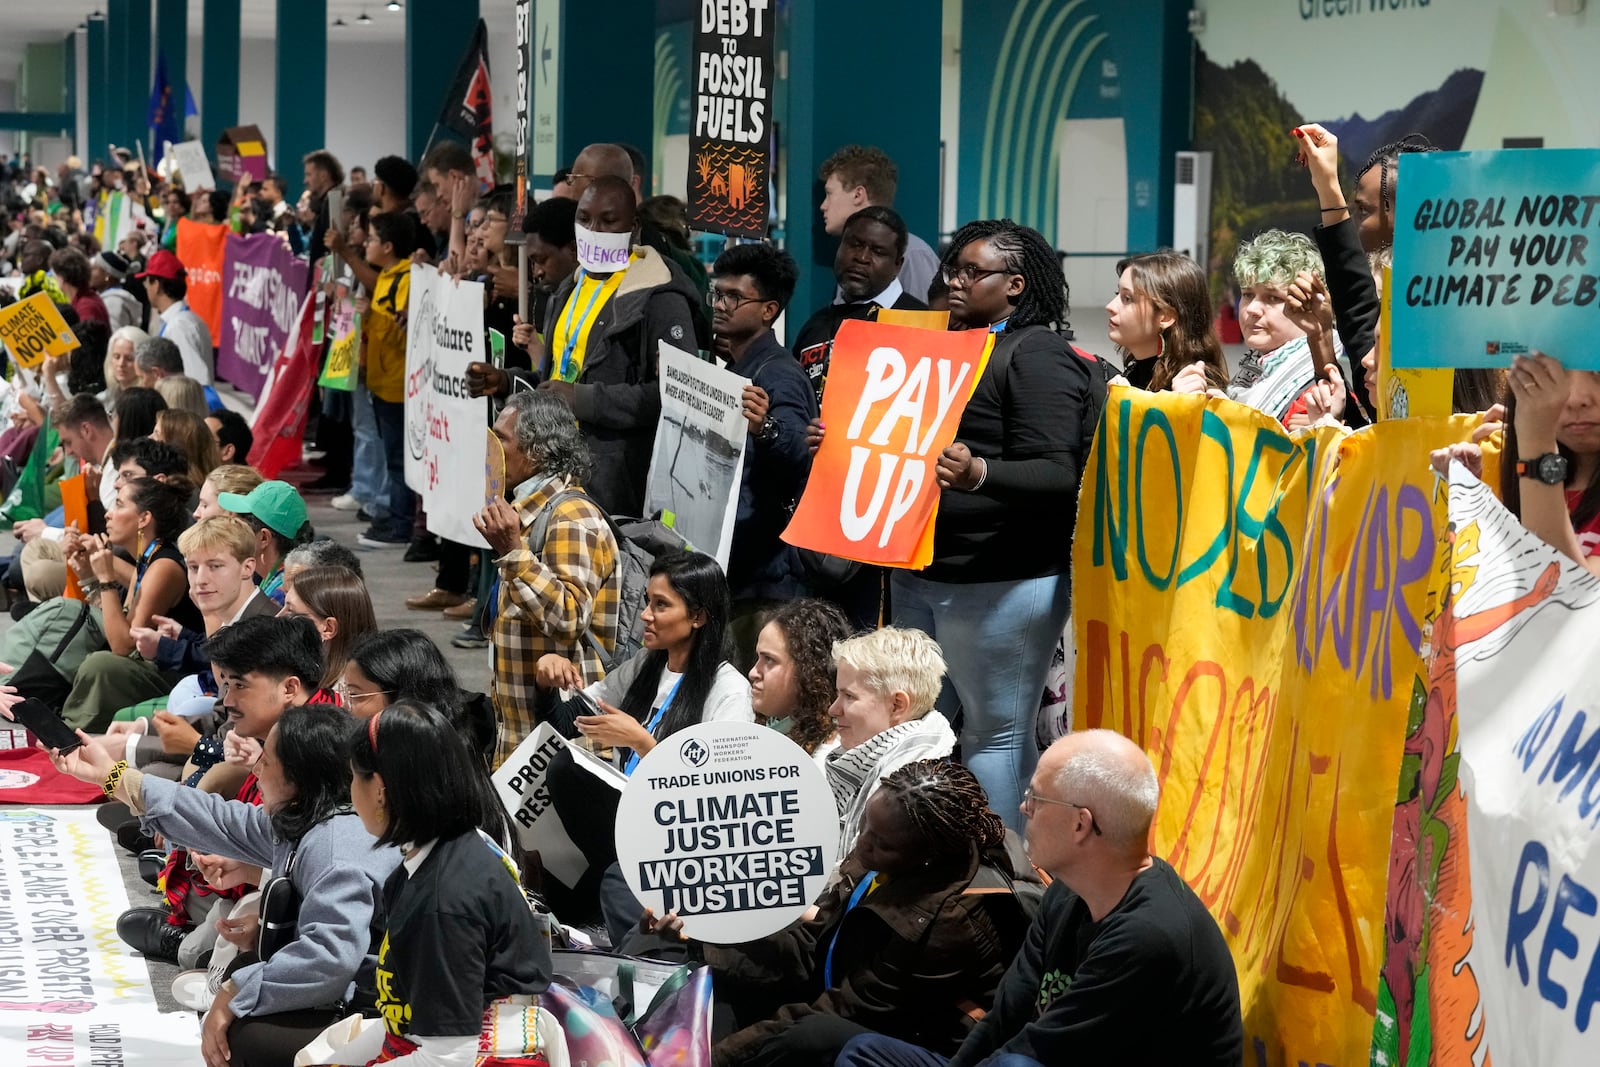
[1073,387,1481,1065]
[0,292,78,369]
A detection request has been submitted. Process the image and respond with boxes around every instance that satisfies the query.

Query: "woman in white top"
[535,548,752,771]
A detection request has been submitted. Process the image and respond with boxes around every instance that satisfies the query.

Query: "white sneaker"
[330,493,363,512]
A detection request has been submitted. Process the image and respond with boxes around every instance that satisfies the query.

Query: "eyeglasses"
[706,288,767,311]
[345,687,394,703]
[1022,786,1102,834]
[941,264,1011,287]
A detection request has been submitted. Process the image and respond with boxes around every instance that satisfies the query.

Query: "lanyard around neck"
[623,675,684,775]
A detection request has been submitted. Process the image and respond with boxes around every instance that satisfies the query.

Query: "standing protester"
[94,251,146,331]
[707,243,817,664]
[817,146,941,303]
[355,212,419,549]
[1105,251,1229,393]
[50,246,109,325]
[137,250,215,385]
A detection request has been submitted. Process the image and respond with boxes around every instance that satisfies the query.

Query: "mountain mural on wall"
[1323,68,1485,171]
[1194,49,1483,292]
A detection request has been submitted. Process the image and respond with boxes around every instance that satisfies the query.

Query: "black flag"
[437,19,496,190]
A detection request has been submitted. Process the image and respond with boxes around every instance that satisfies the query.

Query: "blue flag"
[147,51,183,164]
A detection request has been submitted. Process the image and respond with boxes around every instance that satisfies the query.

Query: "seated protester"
[278,564,377,699]
[59,477,202,732]
[9,392,116,546]
[156,375,213,419]
[0,541,104,711]
[112,382,168,443]
[51,245,108,325]
[45,703,402,1067]
[15,238,65,302]
[792,206,930,405]
[646,762,1033,1067]
[133,334,185,389]
[194,463,265,522]
[206,408,254,465]
[90,435,188,534]
[95,254,145,333]
[218,480,311,605]
[1224,230,1350,426]
[707,244,818,664]
[9,536,68,618]
[155,407,223,491]
[282,537,364,584]
[349,701,553,1062]
[748,598,853,762]
[837,731,1245,1067]
[93,516,279,776]
[534,549,752,939]
[1105,251,1230,393]
[825,628,957,860]
[471,390,620,768]
[113,617,341,961]
[339,628,495,762]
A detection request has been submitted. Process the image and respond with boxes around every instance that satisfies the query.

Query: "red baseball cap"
[135,249,187,281]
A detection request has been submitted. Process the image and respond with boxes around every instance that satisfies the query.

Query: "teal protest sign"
[1392,148,1600,370]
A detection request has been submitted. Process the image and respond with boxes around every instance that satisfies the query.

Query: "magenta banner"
[217,233,309,400]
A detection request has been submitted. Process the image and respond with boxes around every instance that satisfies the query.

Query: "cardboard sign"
[0,293,77,370]
[877,308,951,331]
[783,320,990,569]
[216,124,269,185]
[614,722,838,943]
[403,263,490,549]
[644,342,749,567]
[1391,148,1600,370]
[686,0,774,237]
[169,141,216,191]
[492,722,627,891]
[486,428,506,505]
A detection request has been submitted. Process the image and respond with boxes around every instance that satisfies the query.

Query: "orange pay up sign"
[783,320,990,568]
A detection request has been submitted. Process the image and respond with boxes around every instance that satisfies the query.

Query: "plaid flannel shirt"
[491,475,620,768]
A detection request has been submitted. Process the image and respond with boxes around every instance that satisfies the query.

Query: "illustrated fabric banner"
[783,320,989,569]
[175,218,229,343]
[644,342,749,567]
[1441,464,1600,1066]
[0,807,202,1062]
[1072,386,1483,1065]
[687,0,774,237]
[403,264,489,549]
[218,233,309,401]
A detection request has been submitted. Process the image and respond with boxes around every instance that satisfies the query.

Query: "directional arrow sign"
[532,0,561,175]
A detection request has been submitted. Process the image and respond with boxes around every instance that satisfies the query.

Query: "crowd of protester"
[0,117,1587,1067]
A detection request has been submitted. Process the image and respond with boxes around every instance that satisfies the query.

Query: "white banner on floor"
[403,263,491,549]
[0,807,200,1064]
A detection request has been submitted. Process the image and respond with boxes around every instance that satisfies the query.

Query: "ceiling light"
[386,1,402,10]
[332,17,347,26]
[357,11,372,23]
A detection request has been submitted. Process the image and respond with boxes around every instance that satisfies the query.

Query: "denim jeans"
[348,378,389,518]
[891,570,1073,831]
[370,397,414,539]
[835,1033,1045,1067]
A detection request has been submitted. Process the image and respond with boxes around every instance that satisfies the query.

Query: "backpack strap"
[50,600,92,662]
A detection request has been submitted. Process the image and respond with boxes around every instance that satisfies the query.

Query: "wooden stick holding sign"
[783,320,990,569]
[0,293,79,370]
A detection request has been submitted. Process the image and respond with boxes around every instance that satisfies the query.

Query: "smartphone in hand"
[10,698,82,755]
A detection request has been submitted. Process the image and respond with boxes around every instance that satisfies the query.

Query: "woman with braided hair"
[858,217,1105,832]
[637,760,1036,1067]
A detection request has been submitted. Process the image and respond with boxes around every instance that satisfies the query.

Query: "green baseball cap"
[218,481,308,540]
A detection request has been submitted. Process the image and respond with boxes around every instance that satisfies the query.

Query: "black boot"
[116,908,187,962]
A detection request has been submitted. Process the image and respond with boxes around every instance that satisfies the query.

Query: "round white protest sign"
[614,721,838,944]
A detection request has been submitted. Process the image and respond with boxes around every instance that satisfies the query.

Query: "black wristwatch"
[1516,452,1568,485]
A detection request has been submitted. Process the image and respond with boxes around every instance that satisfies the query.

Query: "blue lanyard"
[824,872,879,988]
[623,676,683,775]
[557,272,608,382]
[131,538,163,605]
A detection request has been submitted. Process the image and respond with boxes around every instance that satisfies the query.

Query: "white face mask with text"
[574,224,632,274]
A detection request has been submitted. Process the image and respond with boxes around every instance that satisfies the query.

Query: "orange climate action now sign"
[783,320,990,569]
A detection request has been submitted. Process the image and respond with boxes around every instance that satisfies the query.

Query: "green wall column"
[125,0,153,158]
[276,0,326,197]
[87,16,110,164]
[554,0,654,188]
[201,0,240,156]
[107,0,130,150]
[405,0,479,163]
[783,0,941,321]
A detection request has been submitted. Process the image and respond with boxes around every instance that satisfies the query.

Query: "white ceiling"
[0,0,408,72]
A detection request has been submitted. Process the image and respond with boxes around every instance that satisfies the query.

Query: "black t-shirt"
[925,326,1101,583]
[1123,355,1157,391]
[791,292,929,408]
[949,859,1243,1067]
[373,831,551,1037]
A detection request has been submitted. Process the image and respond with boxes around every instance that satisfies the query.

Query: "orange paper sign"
[59,474,88,600]
[783,320,990,568]
[176,218,230,342]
